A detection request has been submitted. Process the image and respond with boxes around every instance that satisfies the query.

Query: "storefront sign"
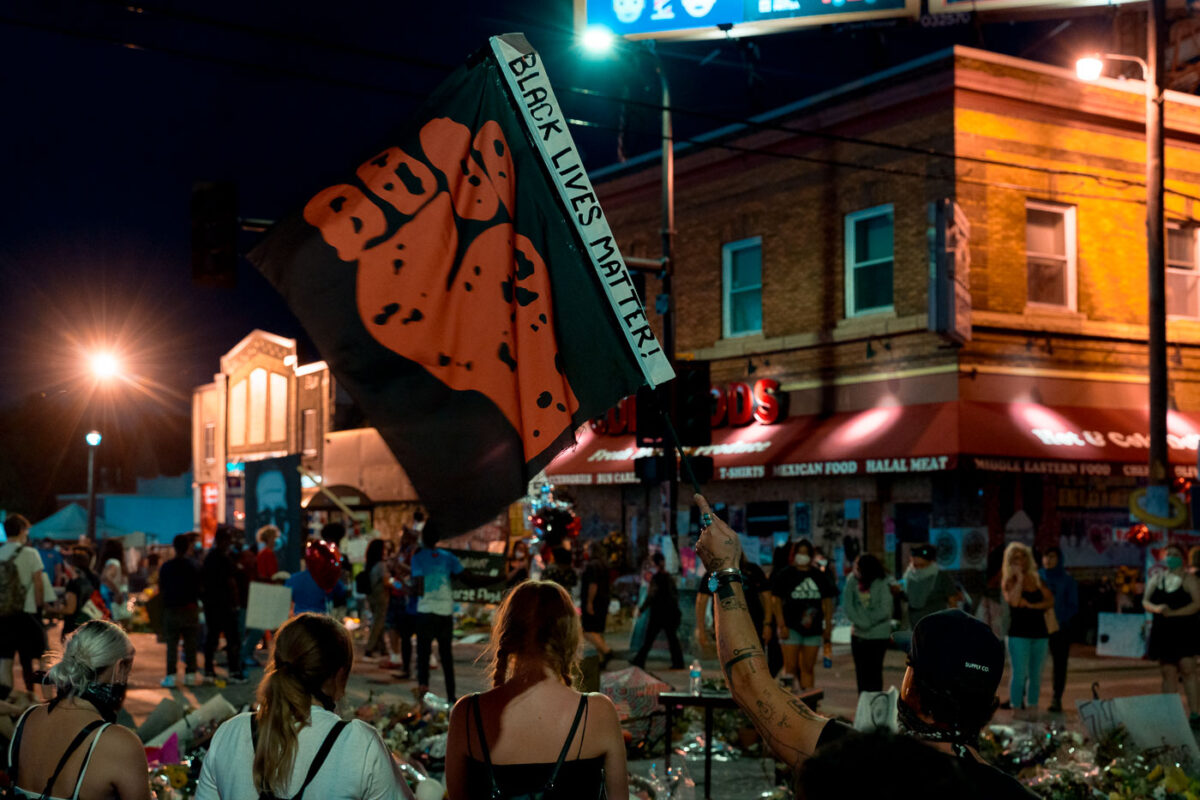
[1029,426,1200,453]
[774,455,952,477]
[595,378,783,435]
[930,0,1139,12]
[578,0,918,42]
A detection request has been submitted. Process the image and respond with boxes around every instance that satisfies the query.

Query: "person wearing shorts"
[0,514,47,698]
[770,539,836,693]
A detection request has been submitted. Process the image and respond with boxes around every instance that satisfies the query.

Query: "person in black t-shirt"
[159,533,203,688]
[630,553,684,670]
[770,540,836,693]
[693,494,1035,800]
[579,541,614,669]
[201,526,246,684]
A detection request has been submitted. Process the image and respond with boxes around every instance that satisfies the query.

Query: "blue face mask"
[1167,555,1185,570]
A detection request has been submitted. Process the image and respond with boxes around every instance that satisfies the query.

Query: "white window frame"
[844,204,895,318]
[722,236,763,339]
[1167,222,1200,320]
[1024,200,1077,312]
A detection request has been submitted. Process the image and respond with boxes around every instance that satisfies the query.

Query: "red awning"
[544,401,1200,483]
[545,419,810,484]
[960,402,1200,476]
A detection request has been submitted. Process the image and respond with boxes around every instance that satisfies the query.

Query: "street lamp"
[89,351,121,381]
[1076,0,1169,522]
[85,430,102,542]
[581,28,680,536]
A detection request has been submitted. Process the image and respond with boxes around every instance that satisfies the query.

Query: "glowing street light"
[1074,56,1104,82]
[581,25,615,55]
[89,351,121,380]
[85,430,102,447]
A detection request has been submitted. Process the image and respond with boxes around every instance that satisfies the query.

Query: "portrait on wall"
[244,454,303,573]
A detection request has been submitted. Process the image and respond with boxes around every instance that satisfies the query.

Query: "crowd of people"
[3,492,1199,799]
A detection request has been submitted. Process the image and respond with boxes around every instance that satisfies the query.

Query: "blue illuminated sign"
[580,0,918,40]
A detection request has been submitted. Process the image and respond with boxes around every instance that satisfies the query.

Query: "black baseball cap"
[906,610,1004,700]
[911,543,937,561]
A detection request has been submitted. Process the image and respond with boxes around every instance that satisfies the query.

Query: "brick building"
[546,45,1200,581]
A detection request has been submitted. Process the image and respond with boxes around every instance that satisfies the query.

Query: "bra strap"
[7,704,40,787]
[543,696,589,795]
[39,720,104,800]
[470,694,503,800]
[70,723,111,800]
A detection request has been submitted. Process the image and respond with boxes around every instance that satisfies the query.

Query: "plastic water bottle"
[667,763,697,800]
[647,763,668,799]
[689,659,703,695]
[823,641,833,669]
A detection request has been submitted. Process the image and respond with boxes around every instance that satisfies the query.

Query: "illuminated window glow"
[229,379,247,446]
[269,372,288,442]
[248,368,267,445]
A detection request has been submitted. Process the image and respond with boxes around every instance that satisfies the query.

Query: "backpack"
[0,546,28,616]
[249,716,347,800]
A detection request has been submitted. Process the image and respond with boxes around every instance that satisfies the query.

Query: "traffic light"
[192,181,239,288]
[635,453,675,484]
[635,385,667,447]
[672,361,712,447]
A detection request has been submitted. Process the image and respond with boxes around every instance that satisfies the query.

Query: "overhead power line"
[7,8,1200,209]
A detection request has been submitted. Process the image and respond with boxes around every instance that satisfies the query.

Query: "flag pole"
[657,406,703,497]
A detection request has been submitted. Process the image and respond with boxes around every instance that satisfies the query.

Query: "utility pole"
[1147,0,1169,516]
[658,59,679,543]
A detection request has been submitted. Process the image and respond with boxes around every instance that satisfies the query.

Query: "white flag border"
[490,33,675,390]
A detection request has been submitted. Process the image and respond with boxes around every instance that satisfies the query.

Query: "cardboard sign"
[245,582,293,631]
[1076,693,1200,765]
[1096,612,1149,659]
[447,548,506,604]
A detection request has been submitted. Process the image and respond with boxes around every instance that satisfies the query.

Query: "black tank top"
[1009,588,1049,638]
[464,694,605,799]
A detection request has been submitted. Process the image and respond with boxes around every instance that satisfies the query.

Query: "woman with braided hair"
[196,613,409,800]
[445,580,626,800]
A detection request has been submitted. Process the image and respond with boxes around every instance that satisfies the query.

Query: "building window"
[845,205,894,317]
[1168,224,1200,319]
[248,368,268,445]
[722,237,763,338]
[269,372,288,442]
[229,379,247,447]
[301,408,318,455]
[1025,201,1076,310]
[203,423,216,464]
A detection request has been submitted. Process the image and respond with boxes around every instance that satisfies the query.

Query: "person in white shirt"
[0,514,47,698]
[196,613,412,800]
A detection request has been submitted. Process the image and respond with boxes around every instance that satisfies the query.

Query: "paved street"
[13,618,1170,798]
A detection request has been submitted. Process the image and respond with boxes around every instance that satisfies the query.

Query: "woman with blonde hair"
[445,580,627,800]
[196,613,407,800]
[6,620,150,799]
[1001,542,1054,711]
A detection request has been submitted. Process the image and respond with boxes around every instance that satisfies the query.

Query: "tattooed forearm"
[718,596,748,611]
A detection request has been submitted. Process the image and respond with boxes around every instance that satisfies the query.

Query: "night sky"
[0,0,1114,504]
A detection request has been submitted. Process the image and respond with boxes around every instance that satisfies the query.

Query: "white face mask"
[794,554,812,567]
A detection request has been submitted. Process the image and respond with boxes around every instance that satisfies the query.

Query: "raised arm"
[695,495,831,769]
